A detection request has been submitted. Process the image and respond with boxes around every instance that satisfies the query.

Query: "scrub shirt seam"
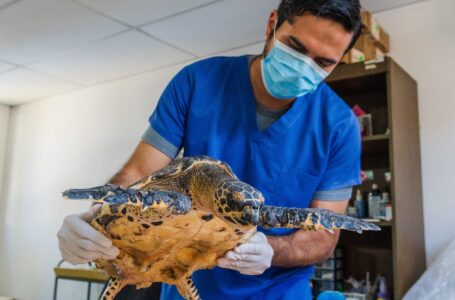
[141,125,180,158]
[317,179,362,192]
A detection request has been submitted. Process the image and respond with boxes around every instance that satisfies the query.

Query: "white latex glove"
[217,231,274,275]
[57,204,119,265]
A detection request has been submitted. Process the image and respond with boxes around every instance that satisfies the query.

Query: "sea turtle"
[63,155,380,300]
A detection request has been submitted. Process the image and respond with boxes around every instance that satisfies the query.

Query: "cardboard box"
[362,10,380,41]
[354,34,384,61]
[342,48,365,64]
[378,26,390,52]
[361,10,390,53]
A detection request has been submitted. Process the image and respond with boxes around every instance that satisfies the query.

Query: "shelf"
[326,57,425,300]
[362,135,389,161]
[362,134,389,142]
[326,58,389,83]
[366,220,393,227]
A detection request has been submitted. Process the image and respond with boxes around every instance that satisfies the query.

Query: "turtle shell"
[86,156,260,300]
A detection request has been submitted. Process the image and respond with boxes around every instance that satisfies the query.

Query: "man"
[57,0,362,299]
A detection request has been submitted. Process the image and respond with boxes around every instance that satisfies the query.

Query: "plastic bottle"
[354,190,366,218]
[347,206,358,218]
[368,183,382,218]
[377,276,390,300]
[380,192,390,219]
[385,203,393,221]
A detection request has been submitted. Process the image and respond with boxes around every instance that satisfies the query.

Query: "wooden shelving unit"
[325,57,426,299]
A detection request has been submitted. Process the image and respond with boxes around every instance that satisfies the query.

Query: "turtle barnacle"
[63,156,379,300]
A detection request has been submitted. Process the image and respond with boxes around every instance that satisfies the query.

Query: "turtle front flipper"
[63,185,192,216]
[175,276,201,300]
[62,183,121,200]
[259,206,380,233]
[99,277,126,300]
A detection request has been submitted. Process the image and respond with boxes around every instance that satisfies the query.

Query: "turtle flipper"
[99,277,126,300]
[62,183,121,200]
[259,206,380,233]
[63,185,191,215]
[176,276,201,300]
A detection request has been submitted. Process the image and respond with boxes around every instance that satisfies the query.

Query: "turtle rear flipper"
[99,277,126,300]
[176,276,201,300]
[259,206,380,233]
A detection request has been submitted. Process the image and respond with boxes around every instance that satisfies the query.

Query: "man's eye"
[316,60,331,68]
[289,44,304,54]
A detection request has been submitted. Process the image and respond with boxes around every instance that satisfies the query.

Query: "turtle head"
[214,179,263,227]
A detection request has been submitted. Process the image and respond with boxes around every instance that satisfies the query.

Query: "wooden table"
[53,261,109,300]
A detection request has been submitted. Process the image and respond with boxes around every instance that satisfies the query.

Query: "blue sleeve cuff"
[313,187,353,201]
[141,126,180,158]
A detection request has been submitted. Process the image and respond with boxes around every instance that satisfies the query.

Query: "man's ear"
[265,10,278,39]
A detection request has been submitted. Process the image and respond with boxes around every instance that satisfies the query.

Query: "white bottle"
[380,192,390,219]
[385,203,393,221]
[368,183,382,218]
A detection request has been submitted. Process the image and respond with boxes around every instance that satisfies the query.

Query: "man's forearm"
[267,229,340,268]
[108,169,141,187]
[107,141,173,188]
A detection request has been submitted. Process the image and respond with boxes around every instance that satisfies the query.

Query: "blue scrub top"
[149,56,361,299]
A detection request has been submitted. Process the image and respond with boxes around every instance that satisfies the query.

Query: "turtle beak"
[251,210,259,226]
[241,206,259,226]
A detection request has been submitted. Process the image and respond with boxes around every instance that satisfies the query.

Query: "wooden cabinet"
[325,57,426,299]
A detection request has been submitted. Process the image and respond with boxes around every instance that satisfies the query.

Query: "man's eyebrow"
[289,36,309,54]
[289,35,338,65]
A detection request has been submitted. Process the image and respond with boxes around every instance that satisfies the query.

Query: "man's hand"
[217,232,274,275]
[57,204,119,265]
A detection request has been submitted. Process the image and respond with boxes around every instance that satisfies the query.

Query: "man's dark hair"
[276,0,362,52]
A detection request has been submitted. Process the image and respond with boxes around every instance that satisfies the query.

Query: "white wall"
[0,104,10,234]
[0,62,186,300]
[374,0,455,264]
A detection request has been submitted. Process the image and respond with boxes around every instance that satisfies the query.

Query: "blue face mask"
[261,28,330,100]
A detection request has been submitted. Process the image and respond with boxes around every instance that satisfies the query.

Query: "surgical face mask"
[261,22,330,100]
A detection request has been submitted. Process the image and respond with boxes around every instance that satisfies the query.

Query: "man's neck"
[249,55,294,111]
